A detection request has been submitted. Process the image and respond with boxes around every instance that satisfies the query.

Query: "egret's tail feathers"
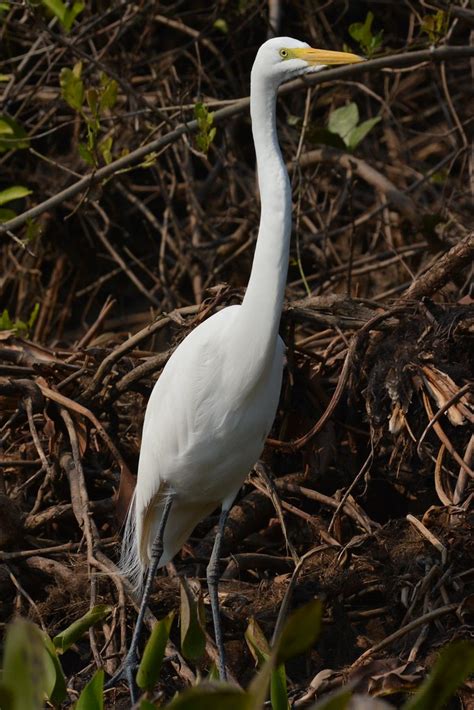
[118,490,146,592]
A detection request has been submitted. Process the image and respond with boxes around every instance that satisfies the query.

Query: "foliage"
[0,185,31,222]
[179,579,207,660]
[348,12,383,58]
[39,0,84,33]
[0,601,473,708]
[0,303,39,335]
[53,604,113,653]
[59,62,118,166]
[0,116,30,153]
[421,10,449,44]
[194,102,217,154]
[309,102,380,151]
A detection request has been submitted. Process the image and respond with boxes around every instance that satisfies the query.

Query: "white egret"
[110,37,363,700]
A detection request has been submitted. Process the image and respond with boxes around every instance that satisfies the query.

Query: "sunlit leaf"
[99,136,113,165]
[349,12,383,57]
[137,611,174,691]
[0,185,32,207]
[213,18,229,33]
[346,116,381,150]
[179,579,206,660]
[53,604,112,653]
[75,669,104,710]
[328,103,359,142]
[60,64,84,111]
[99,75,118,111]
[421,11,448,44]
[403,640,474,710]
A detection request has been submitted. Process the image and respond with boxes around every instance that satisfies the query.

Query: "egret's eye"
[279,48,289,59]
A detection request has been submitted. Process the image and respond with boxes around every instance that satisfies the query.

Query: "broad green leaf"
[41,632,68,706]
[166,684,253,709]
[53,604,112,653]
[41,0,83,31]
[346,116,381,150]
[270,663,290,710]
[179,579,206,660]
[60,65,84,111]
[41,0,68,24]
[2,618,54,710]
[403,640,474,710]
[328,103,359,142]
[275,599,323,665]
[0,208,16,222]
[348,12,383,57]
[137,611,174,691]
[0,185,32,206]
[0,116,29,152]
[75,669,103,710]
[245,617,270,665]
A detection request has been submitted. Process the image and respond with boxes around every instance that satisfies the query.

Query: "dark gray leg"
[106,492,174,703]
[206,506,229,681]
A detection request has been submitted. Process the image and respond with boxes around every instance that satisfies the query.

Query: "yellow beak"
[293,47,364,65]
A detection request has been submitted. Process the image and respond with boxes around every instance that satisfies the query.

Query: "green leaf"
[0,308,14,330]
[0,208,17,222]
[27,303,40,330]
[166,684,253,709]
[328,103,359,142]
[0,116,29,152]
[245,618,270,666]
[275,599,323,665]
[179,579,206,660]
[346,116,381,150]
[63,1,84,32]
[0,74,11,81]
[53,604,112,653]
[270,663,290,710]
[213,18,228,33]
[75,669,104,710]
[99,76,118,112]
[0,683,14,708]
[0,185,32,206]
[421,10,448,44]
[403,640,474,710]
[60,64,84,111]
[140,700,159,709]
[194,102,216,154]
[2,618,54,710]
[99,136,113,165]
[78,142,95,166]
[41,632,68,705]
[86,88,99,115]
[348,12,383,57]
[40,0,83,31]
[137,611,174,691]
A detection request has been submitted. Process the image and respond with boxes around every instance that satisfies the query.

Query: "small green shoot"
[53,604,112,653]
[0,303,39,335]
[421,10,449,44]
[348,11,383,58]
[59,64,118,166]
[137,611,175,691]
[194,102,216,154]
[40,0,84,33]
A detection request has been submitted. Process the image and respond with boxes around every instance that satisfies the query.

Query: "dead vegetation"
[0,1,473,707]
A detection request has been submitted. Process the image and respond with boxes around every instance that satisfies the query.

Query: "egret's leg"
[206,506,230,681]
[106,493,174,702]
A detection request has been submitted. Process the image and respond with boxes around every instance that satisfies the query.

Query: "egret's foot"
[105,652,139,704]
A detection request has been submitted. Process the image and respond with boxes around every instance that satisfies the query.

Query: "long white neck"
[234,72,291,372]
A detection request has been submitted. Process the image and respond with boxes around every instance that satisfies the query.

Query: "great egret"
[110,37,363,700]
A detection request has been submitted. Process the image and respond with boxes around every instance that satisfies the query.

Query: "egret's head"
[252,37,363,86]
